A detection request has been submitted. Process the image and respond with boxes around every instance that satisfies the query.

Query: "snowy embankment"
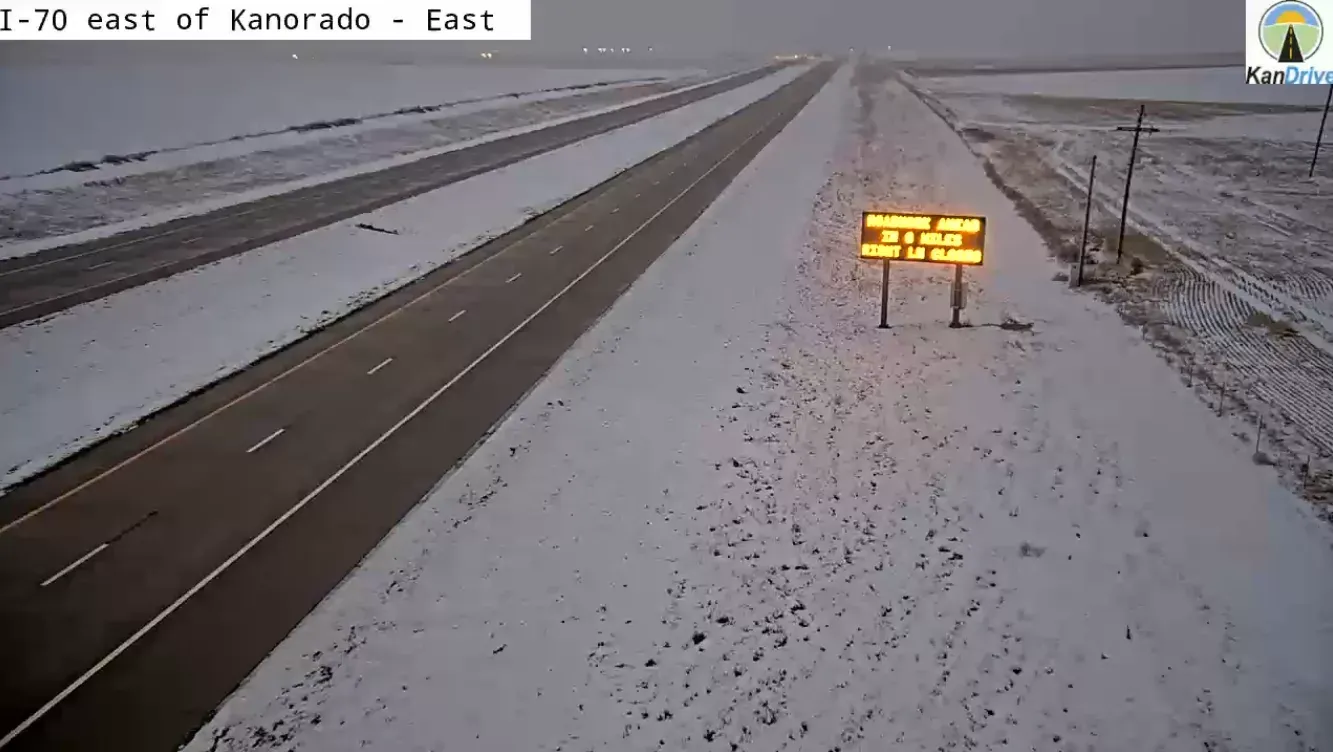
[0,64,810,492]
[0,63,705,179]
[0,70,721,253]
[187,63,1333,752]
[904,70,1333,487]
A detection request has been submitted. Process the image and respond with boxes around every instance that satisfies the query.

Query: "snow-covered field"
[908,69,1333,501]
[0,63,707,178]
[917,66,1331,106]
[185,62,1333,752]
[0,65,811,492]
[0,71,718,249]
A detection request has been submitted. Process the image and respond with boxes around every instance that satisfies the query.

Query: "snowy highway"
[1,54,1331,752]
[182,60,1330,752]
[0,65,780,329]
[0,62,836,752]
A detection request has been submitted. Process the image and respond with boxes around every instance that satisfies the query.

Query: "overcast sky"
[538,0,1237,57]
[0,0,1239,62]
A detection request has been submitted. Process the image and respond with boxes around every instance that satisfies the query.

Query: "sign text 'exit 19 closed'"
[859,211,986,266]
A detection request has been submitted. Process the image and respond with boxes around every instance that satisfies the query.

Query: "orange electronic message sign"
[859,211,986,266]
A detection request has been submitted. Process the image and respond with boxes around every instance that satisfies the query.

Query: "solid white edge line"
[4,67,804,311]
[0,66,776,271]
[366,358,394,376]
[0,252,231,320]
[0,84,805,748]
[38,543,109,589]
[0,68,806,531]
[244,428,286,454]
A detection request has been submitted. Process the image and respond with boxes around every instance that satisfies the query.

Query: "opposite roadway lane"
[0,63,787,330]
[0,61,837,751]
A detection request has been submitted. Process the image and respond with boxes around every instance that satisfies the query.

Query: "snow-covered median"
[0,63,705,179]
[186,62,1333,751]
[0,64,810,492]
[0,70,736,257]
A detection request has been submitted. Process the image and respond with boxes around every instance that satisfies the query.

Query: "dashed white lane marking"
[0,89,799,749]
[367,358,393,375]
[611,207,620,214]
[88,261,114,271]
[245,428,285,454]
[39,544,109,588]
[449,309,467,322]
[549,246,563,255]
[183,237,203,245]
[506,273,522,284]
[584,224,595,232]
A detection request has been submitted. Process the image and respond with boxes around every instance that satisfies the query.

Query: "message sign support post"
[878,259,891,329]
[859,211,985,327]
[949,263,964,328]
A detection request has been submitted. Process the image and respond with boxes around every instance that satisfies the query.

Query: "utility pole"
[1114,104,1160,265]
[1311,84,1332,179]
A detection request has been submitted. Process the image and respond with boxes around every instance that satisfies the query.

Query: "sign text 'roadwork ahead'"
[859,211,986,266]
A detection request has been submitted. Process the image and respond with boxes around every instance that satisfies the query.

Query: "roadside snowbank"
[186,63,1333,752]
[0,65,810,492]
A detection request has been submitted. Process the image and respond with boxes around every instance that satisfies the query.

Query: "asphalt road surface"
[0,61,837,751]
[0,64,787,330]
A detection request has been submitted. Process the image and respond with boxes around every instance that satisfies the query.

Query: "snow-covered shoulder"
[190,61,1333,752]
[0,65,808,492]
[181,63,852,752]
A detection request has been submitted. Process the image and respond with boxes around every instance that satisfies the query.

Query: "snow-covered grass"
[0,63,707,178]
[0,64,811,492]
[184,61,1333,752]
[908,68,1333,496]
[915,66,1331,106]
[0,72,723,250]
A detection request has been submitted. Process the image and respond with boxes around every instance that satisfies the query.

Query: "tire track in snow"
[1158,270,1333,456]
